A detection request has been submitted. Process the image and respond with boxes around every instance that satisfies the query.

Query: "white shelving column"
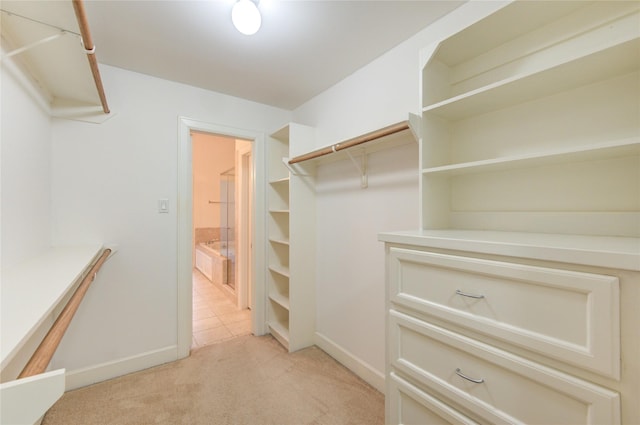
[266,124,316,352]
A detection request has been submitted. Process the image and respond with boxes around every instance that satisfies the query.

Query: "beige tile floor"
[192,269,251,349]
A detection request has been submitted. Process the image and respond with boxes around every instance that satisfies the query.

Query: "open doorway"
[177,117,267,359]
[191,132,253,348]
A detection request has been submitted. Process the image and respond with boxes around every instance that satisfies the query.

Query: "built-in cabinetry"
[266,124,316,352]
[381,1,639,423]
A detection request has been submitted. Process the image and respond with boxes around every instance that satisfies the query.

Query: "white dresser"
[379,233,639,424]
[379,1,639,423]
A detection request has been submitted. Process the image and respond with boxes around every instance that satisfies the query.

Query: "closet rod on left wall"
[72,0,110,114]
[17,248,112,379]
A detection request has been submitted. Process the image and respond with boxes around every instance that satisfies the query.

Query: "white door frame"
[177,117,267,359]
[236,145,253,310]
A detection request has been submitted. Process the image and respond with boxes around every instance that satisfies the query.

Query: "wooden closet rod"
[288,120,409,165]
[18,248,112,379]
[72,0,110,114]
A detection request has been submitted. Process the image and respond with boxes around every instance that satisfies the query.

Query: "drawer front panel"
[388,372,480,425]
[388,247,620,378]
[389,310,620,425]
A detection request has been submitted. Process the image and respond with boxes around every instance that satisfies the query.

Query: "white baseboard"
[64,345,178,391]
[314,332,385,393]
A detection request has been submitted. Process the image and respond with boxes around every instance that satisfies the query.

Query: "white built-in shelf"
[424,37,639,120]
[417,2,639,242]
[268,265,290,279]
[270,126,290,144]
[0,2,111,122]
[267,123,316,353]
[268,321,290,349]
[268,293,290,311]
[379,230,640,271]
[1,245,103,373]
[423,138,640,176]
[269,237,290,247]
[269,177,290,185]
[267,125,292,352]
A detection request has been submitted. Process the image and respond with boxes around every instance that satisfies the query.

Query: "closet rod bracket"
[282,158,311,177]
[345,150,368,189]
[1,31,70,61]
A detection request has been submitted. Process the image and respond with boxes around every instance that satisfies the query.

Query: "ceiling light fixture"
[232,0,261,36]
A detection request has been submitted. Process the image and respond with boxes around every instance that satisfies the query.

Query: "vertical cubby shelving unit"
[267,123,316,352]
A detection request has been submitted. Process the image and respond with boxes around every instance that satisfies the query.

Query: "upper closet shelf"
[423,37,639,120]
[1,0,111,123]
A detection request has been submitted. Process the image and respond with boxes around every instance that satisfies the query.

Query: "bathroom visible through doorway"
[191,131,254,348]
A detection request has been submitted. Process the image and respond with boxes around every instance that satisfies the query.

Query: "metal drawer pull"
[455,289,485,299]
[455,368,485,384]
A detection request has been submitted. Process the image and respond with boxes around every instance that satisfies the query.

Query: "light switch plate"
[158,199,169,213]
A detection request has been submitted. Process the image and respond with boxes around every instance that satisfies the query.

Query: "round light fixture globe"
[232,0,261,35]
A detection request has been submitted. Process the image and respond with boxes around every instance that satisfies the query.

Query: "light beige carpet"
[42,335,384,425]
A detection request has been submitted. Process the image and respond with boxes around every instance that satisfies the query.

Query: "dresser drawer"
[388,371,480,425]
[389,310,620,425]
[388,247,620,378]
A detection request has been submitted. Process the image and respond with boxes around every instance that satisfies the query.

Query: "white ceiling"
[82,0,465,110]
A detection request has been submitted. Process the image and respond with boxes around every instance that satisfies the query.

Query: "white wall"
[292,1,509,384]
[315,142,419,377]
[47,64,290,376]
[1,53,52,270]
